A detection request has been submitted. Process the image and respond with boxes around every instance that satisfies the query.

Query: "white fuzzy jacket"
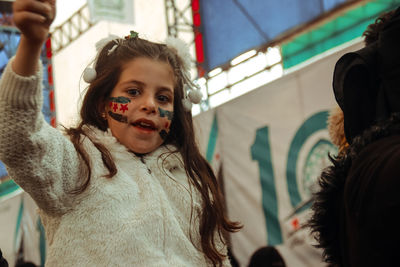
[0,59,230,266]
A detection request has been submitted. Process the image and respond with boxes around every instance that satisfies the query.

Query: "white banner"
[194,40,364,267]
[88,0,134,24]
[0,191,22,267]
[0,191,43,267]
[0,39,363,266]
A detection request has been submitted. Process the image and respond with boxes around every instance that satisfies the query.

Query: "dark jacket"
[309,113,400,267]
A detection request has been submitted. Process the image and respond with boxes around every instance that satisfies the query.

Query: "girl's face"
[105,57,175,154]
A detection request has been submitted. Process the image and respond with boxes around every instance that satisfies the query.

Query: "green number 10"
[251,111,329,245]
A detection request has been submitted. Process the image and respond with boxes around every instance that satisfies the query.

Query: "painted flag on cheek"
[158,107,174,140]
[108,96,131,123]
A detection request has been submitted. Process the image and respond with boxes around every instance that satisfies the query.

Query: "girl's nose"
[140,97,156,114]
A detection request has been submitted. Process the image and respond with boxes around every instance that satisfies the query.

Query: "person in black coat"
[0,249,8,267]
[309,6,400,267]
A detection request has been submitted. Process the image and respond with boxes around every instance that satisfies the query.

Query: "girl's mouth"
[131,119,157,131]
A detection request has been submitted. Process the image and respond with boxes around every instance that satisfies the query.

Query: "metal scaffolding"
[164,0,212,111]
[164,0,200,76]
[163,0,284,111]
[50,3,95,55]
[165,0,194,38]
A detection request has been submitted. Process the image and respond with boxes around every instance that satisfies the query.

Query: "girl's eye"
[127,89,140,96]
[157,95,171,103]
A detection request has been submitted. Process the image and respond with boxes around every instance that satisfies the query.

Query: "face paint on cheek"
[158,107,174,121]
[109,96,131,104]
[159,122,170,140]
[109,97,130,113]
[108,111,128,123]
[119,104,129,113]
[159,130,168,141]
[107,96,131,123]
[158,107,174,141]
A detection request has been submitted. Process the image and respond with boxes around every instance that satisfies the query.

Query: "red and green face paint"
[108,96,131,123]
[158,107,174,140]
[107,96,174,141]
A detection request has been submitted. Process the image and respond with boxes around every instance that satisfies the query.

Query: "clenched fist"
[13,0,56,45]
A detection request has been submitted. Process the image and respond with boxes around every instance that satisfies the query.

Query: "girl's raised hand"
[13,0,56,46]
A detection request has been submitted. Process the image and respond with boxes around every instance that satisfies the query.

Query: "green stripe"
[206,114,218,163]
[108,96,131,103]
[14,198,24,248]
[282,0,400,69]
[37,218,46,267]
[0,179,20,197]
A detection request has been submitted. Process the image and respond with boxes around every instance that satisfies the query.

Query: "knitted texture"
[0,59,230,267]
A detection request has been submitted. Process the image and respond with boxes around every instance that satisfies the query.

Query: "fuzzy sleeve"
[0,58,82,215]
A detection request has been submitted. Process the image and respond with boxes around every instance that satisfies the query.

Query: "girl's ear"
[98,100,108,120]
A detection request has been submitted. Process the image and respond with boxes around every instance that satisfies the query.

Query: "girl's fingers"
[14,10,46,24]
[14,0,53,21]
[12,0,54,44]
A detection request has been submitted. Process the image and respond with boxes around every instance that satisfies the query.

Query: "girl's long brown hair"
[65,37,241,266]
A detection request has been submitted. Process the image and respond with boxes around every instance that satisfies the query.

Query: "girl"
[0,0,241,266]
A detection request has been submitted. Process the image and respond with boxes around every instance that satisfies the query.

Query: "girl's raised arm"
[0,0,82,215]
[12,0,55,76]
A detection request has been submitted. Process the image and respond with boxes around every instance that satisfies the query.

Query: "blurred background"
[1,0,399,266]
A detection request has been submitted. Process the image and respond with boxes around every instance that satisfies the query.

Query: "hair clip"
[108,39,121,55]
[95,34,120,52]
[125,30,139,40]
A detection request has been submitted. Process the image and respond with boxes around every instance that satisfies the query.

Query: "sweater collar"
[82,125,183,169]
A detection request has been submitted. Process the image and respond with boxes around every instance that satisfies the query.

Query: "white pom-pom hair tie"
[188,89,203,104]
[83,67,97,83]
[83,35,125,83]
[182,98,193,111]
[165,37,204,112]
[165,37,191,72]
